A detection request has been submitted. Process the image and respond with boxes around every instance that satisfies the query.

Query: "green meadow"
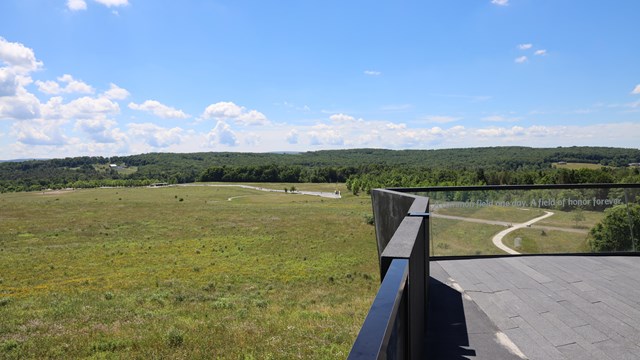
[0,184,377,359]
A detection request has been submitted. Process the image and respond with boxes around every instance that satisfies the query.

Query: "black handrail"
[348,259,409,359]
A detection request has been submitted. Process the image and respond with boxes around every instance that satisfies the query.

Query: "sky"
[0,0,639,160]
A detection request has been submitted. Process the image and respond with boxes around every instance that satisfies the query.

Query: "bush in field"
[589,204,640,252]
[166,328,184,348]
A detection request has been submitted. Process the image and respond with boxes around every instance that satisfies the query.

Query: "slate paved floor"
[430,256,640,360]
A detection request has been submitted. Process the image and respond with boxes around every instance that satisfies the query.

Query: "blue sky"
[0,0,639,159]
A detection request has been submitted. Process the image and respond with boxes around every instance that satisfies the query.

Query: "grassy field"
[431,205,601,256]
[434,206,546,224]
[93,163,139,175]
[430,218,505,256]
[535,209,602,229]
[552,162,609,170]
[0,184,377,359]
[504,228,590,254]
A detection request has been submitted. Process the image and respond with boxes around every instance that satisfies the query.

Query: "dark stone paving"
[431,256,640,360]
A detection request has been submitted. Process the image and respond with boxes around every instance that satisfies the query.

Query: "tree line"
[1,147,639,193]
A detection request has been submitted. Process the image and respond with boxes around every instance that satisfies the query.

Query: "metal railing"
[348,189,429,360]
[393,183,640,258]
[350,183,640,359]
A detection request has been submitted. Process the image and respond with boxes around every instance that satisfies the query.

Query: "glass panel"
[415,186,640,256]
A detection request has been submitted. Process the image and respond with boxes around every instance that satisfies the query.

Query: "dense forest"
[1,146,639,193]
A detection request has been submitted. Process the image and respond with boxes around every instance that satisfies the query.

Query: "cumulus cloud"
[518,43,533,50]
[64,96,120,119]
[632,84,640,95]
[534,49,547,56]
[515,56,528,64]
[286,129,299,144]
[0,68,18,97]
[11,119,68,146]
[308,129,344,146]
[94,0,129,7]
[36,74,94,95]
[364,70,381,76]
[0,87,41,120]
[329,113,356,123]
[103,83,130,100]
[244,133,261,146]
[492,0,509,6]
[202,101,269,126]
[128,100,190,119]
[75,118,125,143]
[0,37,42,73]
[207,120,237,146]
[67,0,87,11]
[128,123,184,148]
[386,123,406,130]
[237,110,268,126]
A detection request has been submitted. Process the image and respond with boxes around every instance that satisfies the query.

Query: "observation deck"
[349,184,640,359]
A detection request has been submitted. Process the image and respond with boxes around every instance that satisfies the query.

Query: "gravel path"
[176,183,342,199]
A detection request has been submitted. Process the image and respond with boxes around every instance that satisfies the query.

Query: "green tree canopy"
[589,204,640,252]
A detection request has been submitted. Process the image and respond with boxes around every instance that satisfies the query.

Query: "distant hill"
[108,146,640,170]
[1,147,639,192]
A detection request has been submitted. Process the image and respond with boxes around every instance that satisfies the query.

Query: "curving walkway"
[491,211,555,254]
[177,183,342,199]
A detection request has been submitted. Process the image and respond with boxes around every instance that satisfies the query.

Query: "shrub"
[1,340,18,352]
[166,328,184,348]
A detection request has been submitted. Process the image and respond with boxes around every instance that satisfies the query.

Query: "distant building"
[557,161,567,165]
[629,162,640,167]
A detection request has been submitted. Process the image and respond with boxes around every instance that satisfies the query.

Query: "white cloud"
[476,126,526,138]
[64,96,120,119]
[286,129,299,144]
[128,123,184,148]
[40,97,65,120]
[534,49,547,56]
[0,37,42,73]
[518,43,533,50]
[11,119,68,146]
[202,101,243,119]
[75,118,124,143]
[103,83,130,100]
[515,56,528,64]
[35,80,61,94]
[307,127,344,146]
[67,0,87,11]
[128,100,190,119]
[35,74,94,95]
[492,0,509,6]
[237,109,268,126]
[202,101,269,126]
[386,123,406,130]
[0,68,18,96]
[207,120,237,146]
[632,84,640,95]
[244,133,261,146]
[364,70,381,76]
[424,115,461,124]
[0,87,41,120]
[94,0,129,7]
[329,113,356,123]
